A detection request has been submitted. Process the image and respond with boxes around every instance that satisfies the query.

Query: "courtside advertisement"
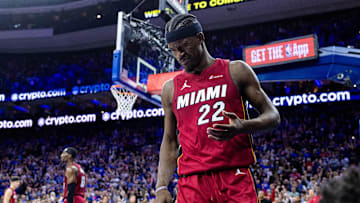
[243,35,318,68]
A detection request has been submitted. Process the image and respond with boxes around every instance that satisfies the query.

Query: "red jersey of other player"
[63,163,86,198]
[61,147,86,203]
[3,176,20,203]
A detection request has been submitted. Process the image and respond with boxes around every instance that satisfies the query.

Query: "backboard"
[112,11,183,107]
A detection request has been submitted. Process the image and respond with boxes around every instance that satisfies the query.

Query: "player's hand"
[154,190,172,203]
[207,110,248,141]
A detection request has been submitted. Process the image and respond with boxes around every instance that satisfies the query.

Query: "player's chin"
[182,64,194,72]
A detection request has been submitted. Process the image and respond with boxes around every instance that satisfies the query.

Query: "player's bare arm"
[155,79,178,203]
[207,60,280,141]
[65,166,77,203]
[3,188,12,203]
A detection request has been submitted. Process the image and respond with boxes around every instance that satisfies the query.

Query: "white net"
[110,85,138,113]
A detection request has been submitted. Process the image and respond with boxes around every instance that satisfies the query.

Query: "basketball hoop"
[111,84,138,113]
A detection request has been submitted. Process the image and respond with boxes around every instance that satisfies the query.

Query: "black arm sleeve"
[67,183,76,203]
[15,183,27,195]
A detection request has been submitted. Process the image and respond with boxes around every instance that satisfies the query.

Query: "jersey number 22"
[198,101,225,125]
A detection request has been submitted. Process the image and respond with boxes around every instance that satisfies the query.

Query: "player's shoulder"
[161,79,175,106]
[229,60,251,72]
[162,78,174,91]
[66,165,78,173]
[229,60,254,79]
[4,187,13,195]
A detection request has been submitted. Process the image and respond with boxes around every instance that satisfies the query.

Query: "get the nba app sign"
[244,35,318,68]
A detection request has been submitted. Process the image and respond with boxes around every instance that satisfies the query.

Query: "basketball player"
[61,147,86,203]
[155,14,280,203]
[3,176,20,203]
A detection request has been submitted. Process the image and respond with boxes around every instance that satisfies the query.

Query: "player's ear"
[196,32,205,43]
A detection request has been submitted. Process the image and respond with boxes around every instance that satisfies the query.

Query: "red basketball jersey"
[6,188,16,203]
[172,58,256,175]
[63,163,86,199]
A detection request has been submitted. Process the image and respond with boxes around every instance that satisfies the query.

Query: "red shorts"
[177,167,258,203]
[64,195,85,203]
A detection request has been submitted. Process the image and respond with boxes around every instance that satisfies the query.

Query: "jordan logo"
[209,74,224,80]
[180,80,191,91]
[235,168,246,176]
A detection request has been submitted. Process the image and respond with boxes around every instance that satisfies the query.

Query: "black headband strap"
[64,148,76,158]
[11,177,20,181]
[165,22,203,43]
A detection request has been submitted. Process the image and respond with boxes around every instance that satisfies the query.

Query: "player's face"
[12,180,20,188]
[168,34,203,72]
[60,151,70,162]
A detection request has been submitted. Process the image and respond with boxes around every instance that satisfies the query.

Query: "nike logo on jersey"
[177,84,227,110]
[180,80,191,91]
[235,168,246,176]
[209,74,224,80]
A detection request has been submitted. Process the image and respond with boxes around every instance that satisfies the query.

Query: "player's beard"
[183,57,202,73]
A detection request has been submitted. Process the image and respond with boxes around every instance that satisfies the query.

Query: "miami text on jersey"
[177,84,228,110]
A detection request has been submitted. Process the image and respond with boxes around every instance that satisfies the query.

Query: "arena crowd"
[0,101,359,203]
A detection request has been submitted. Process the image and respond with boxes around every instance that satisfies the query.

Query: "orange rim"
[110,84,122,89]
[111,85,137,96]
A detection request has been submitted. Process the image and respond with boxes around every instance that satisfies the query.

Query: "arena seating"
[0,101,358,202]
